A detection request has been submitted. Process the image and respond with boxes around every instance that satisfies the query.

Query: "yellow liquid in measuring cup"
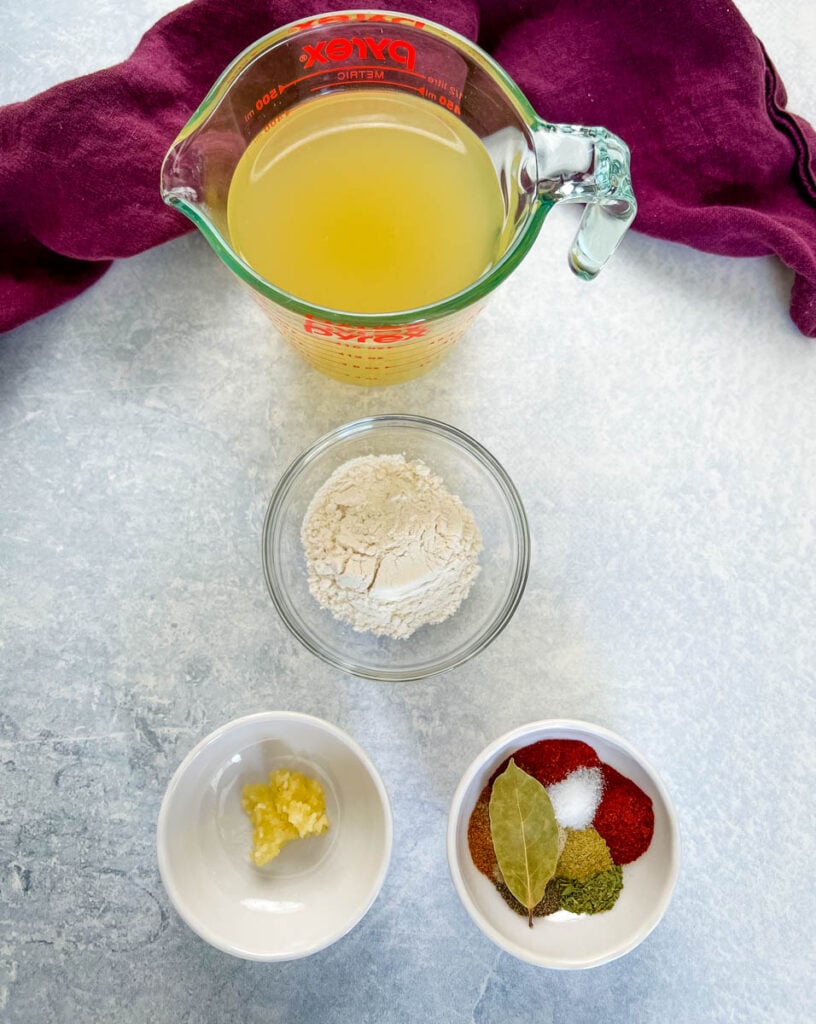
[226,89,505,314]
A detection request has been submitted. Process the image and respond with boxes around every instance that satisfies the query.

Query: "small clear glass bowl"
[262,415,530,681]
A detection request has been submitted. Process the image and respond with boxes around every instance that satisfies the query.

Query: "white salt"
[546,767,603,830]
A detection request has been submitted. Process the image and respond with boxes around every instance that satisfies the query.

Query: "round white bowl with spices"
[447,720,680,969]
[262,415,530,681]
[157,711,392,961]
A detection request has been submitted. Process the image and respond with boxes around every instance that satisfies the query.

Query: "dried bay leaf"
[489,758,560,927]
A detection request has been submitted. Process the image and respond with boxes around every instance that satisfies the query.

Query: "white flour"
[301,454,482,639]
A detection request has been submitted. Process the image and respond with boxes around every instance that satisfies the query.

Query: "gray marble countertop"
[2,2,815,1021]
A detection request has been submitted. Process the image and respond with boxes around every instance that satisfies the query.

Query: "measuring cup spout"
[533,122,637,279]
[161,124,246,247]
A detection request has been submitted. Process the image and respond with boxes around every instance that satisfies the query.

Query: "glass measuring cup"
[161,10,636,386]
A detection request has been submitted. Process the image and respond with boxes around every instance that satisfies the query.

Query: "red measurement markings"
[309,63,427,81]
[250,67,334,113]
[309,81,425,97]
[303,315,427,344]
[248,66,464,123]
[248,64,428,118]
[290,13,426,33]
[260,110,292,133]
[427,77,463,101]
[307,75,461,115]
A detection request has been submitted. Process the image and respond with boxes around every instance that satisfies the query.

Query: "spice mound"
[301,454,482,639]
[242,769,329,866]
[468,740,654,924]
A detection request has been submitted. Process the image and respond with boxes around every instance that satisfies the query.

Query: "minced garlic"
[241,769,329,866]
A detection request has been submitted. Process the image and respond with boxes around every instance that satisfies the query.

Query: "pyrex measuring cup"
[161,10,636,386]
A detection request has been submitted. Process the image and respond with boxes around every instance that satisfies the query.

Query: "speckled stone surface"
[1,3,815,1020]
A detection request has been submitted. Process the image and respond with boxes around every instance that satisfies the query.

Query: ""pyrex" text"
[301,36,417,71]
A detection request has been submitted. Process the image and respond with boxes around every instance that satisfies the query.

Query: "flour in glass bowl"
[301,454,483,639]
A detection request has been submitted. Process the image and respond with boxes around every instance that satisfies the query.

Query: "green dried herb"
[557,865,623,914]
[489,759,560,927]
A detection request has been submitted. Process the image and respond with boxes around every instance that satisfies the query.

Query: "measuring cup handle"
[533,122,637,279]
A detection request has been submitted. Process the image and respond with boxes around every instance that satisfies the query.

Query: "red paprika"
[491,739,602,788]
[593,764,654,864]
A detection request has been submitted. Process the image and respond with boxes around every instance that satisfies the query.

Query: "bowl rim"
[261,413,531,681]
[446,718,681,969]
[156,710,394,961]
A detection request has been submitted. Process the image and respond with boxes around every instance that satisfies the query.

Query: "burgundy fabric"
[1,0,814,335]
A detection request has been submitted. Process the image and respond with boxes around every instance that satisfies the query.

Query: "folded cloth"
[1,0,814,335]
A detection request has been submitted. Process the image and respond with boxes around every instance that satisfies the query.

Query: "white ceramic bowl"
[262,415,530,681]
[447,720,680,969]
[157,712,392,960]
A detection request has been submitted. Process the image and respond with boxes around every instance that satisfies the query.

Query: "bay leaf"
[489,759,560,927]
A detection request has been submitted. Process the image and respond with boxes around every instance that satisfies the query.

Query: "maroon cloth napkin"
[1,0,815,335]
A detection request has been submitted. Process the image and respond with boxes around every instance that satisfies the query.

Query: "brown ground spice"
[466,784,497,878]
